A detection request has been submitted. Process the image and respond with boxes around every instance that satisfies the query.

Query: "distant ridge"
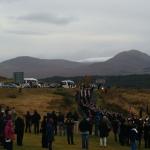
[0,50,150,78]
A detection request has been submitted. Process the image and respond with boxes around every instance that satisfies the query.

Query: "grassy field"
[1,88,150,149]
[0,88,75,116]
[1,132,145,150]
[1,87,150,115]
[97,88,150,115]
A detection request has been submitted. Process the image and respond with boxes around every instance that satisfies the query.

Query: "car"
[49,83,61,88]
[2,83,19,88]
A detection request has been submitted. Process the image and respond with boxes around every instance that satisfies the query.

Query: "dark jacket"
[46,120,54,142]
[99,117,111,137]
[15,117,25,134]
[79,118,90,133]
[65,119,74,133]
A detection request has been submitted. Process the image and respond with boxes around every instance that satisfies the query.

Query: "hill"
[0,56,87,78]
[88,50,150,75]
[0,50,150,78]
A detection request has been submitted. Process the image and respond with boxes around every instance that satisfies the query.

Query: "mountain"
[87,50,150,75]
[0,50,150,78]
[0,56,87,78]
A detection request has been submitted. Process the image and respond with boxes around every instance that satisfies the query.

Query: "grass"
[97,88,150,115]
[0,132,146,150]
[0,88,150,149]
[0,88,64,116]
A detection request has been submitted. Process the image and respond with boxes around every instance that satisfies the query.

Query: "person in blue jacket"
[129,124,138,150]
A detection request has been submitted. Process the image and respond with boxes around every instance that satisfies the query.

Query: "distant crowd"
[0,87,150,150]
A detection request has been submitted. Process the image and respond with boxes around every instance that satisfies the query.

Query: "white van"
[23,78,41,88]
[61,80,76,88]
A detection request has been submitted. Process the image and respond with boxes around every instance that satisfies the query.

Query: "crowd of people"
[0,105,80,150]
[76,86,150,150]
[1,86,150,150]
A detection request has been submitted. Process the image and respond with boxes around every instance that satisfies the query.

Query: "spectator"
[25,111,32,133]
[129,125,138,150]
[41,116,48,148]
[51,111,58,135]
[57,112,65,136]
[46,118,54,150]
[79,117,90,150]
[15,116,25,146]
[144,119,150,148]
[32,110,41,134]
[4,120,15,150]
[65,117,74,145]
[99,116,111,147]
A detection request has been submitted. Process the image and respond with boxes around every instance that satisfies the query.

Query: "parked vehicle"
[49,83,61,88]
[1,83,19,88]
[61,80,76,88]
[23,78,41,88]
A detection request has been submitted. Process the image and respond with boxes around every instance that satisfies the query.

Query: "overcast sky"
[0,0,150,62]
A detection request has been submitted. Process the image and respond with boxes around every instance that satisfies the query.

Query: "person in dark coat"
[99,116,111,147]
[137,119,143,147]
[79,117,90,150]
[144,119,150,148]
[41,116,48,148]
[15,116,25,146]
[46,118,54,150]
[51,111,58,135]
[25,111,32,133]
[129,125,138,150]
[32,110,41,134]
[65,117,75,144]
[119,119,126,146]
[112,117,119,142]
[57,112,64,136]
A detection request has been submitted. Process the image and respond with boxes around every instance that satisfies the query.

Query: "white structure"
[61,80,76,88]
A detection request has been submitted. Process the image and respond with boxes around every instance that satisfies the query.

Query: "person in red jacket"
[4,120,15,150]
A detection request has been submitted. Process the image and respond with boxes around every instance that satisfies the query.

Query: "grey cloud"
[5,29,49,36]
[0,0,20,3]
[17,13,75,25]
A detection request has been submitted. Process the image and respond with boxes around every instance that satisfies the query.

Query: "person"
[99,116,111,147]
[112,117,119,142]
[137,118,143,147]
[79,117,90,150]
[57,112,64,136]
[0,112,5,147]
[4,120,15,150]
[25,111,32,133]
[41,116,48,148]
[72,111,79,134]
[32,110,41,134]
[15,116,25,146]
[65,117,75,145]
[51,111,58,135]
[119,119,126,146]
[46,118,54,150]
[129,125,138,150]
[144,119,150,148]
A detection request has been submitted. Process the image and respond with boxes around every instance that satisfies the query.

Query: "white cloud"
[78,57,112,63]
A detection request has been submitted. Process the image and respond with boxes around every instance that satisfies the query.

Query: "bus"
[61,80,76,88]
